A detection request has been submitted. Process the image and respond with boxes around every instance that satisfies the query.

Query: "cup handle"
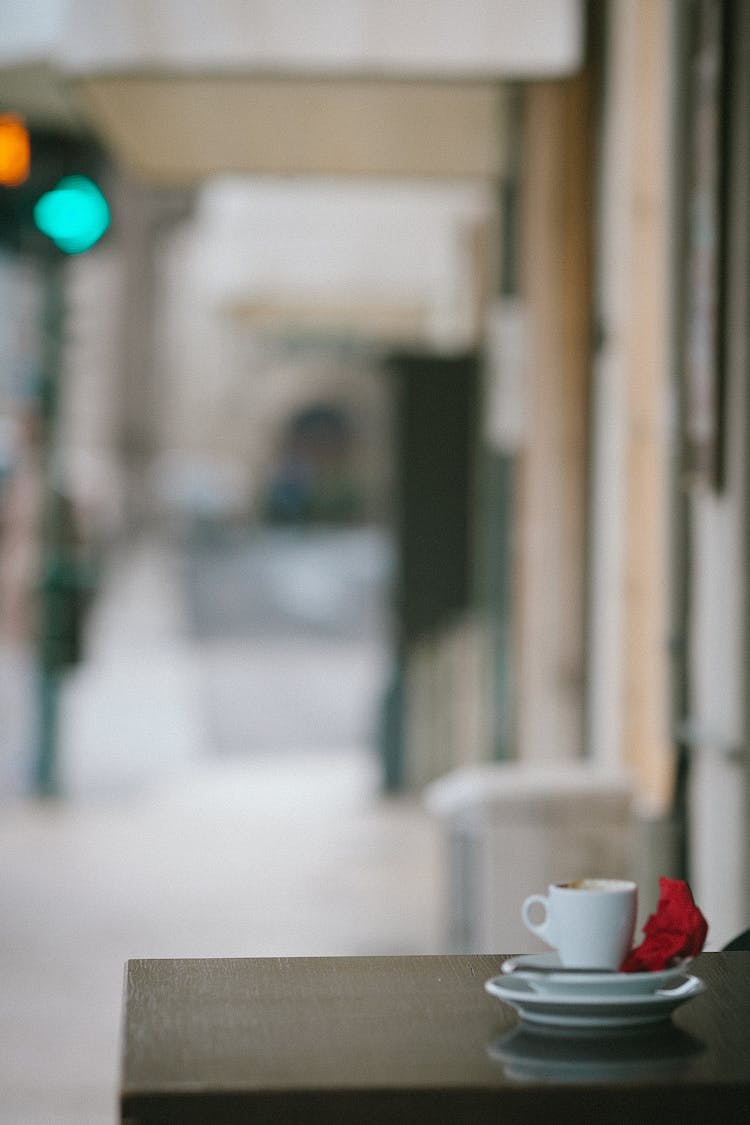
[522,894,551,941]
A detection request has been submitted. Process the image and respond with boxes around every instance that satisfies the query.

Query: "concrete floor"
[0,536,445,1125]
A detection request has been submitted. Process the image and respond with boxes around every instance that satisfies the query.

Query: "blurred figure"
[0,406,43,793]
[263,402,363,526]
[0,403,96,795]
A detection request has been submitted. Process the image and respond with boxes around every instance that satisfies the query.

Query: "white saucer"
[501,953,693,996]
[484,972,705,1029]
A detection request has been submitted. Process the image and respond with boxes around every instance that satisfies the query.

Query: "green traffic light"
[33,175,110,254]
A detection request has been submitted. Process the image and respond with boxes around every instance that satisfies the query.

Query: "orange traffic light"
[0,113,31,186]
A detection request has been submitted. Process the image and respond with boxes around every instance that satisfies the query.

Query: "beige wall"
[589,0,674,812]
[513,69,593,765]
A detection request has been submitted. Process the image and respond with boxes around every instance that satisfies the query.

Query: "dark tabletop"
[120,951,750,1124]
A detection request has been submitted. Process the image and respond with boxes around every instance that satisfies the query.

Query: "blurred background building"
[1,1,749,1118]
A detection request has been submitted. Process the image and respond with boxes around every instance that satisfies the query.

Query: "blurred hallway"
[0,532,444,1125]
[59,526,394,792]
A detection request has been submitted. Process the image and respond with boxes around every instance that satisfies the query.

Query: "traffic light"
[34,175,110,254]
[0,113,31,186]
[0,119,111,256]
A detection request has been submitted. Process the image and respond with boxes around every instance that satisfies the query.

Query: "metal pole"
[34,253,66,797]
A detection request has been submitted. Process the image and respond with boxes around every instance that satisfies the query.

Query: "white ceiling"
[1,0,583,183]
[58,0,583,78]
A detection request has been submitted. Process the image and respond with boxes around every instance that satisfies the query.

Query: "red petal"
[621,879,708,972]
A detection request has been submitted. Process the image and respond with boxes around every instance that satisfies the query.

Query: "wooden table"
[120,952,749,1124]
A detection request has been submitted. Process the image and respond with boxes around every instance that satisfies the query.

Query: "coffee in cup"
[522,878,637,970]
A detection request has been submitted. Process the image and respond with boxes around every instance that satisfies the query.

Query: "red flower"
[621,877,708,972]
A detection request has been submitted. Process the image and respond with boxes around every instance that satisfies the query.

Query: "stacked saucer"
[484,954,704,1029]
[488,1021,705,1082]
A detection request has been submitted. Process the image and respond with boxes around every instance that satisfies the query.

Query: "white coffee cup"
[521,878,638,970]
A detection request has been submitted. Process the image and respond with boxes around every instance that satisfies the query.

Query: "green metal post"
[34,254,66,797]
